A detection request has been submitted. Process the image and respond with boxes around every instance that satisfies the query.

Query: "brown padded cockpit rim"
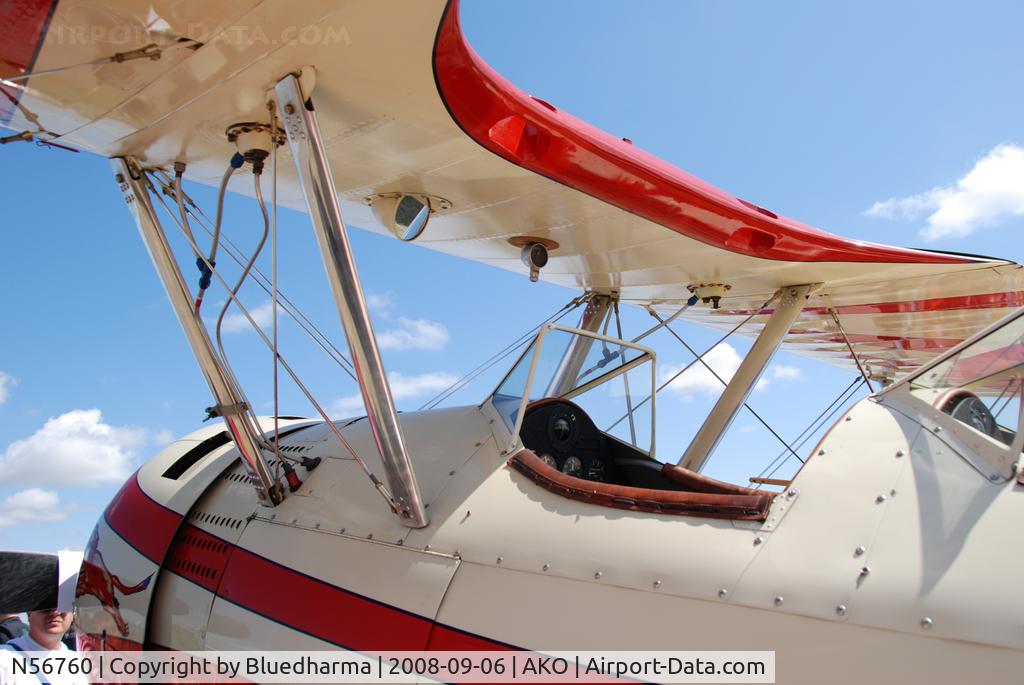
[508,449,773,521]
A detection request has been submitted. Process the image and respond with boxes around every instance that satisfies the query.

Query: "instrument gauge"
[539,453,559,469]
[586,459,606,482]
[562,456,583,478]
[551,416,572,443]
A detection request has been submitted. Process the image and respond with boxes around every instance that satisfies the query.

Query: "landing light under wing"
[3,0,1021,379]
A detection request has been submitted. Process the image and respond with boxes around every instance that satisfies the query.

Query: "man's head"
[27,608,72,649]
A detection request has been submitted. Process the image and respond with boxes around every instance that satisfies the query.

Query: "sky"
[1,0,1023,553]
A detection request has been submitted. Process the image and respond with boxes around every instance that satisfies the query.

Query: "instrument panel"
[518,400,611,483]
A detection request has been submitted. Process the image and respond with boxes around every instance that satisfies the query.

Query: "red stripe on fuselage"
[218,544,436,650]
[103,473,182,564]
[103,489,513,651]
[0,0,58,124]
[432,1,974,265]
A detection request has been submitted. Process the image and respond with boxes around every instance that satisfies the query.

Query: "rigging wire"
[758,379,867,484]
[829,307,875,393]
[751,376,866,487]
[645,305,805,466]
[604,302,770,433]
[151,171,358,382]
[989,378,1019,420]
[417,292,592,411]
[145,172,396,509]
[4,40,202,82]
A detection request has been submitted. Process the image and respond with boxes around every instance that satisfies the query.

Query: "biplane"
[2,1,1023,683]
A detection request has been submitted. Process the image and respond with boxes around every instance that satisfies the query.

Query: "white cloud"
[154,428,175,444]
[660,344,742,397]
[0,489,66,527]
[0,409,150,486]
[0,372,15,405]
[754,363,803,393]
[660,348,802,397]
[366,292,397,312]
[865,143,1024,240]
[377,317,449,351]
[331,371,458,415]
[770,365,801,381]
[217,300,275,334]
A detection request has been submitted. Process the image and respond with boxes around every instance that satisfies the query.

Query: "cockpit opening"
[487,324,773,520]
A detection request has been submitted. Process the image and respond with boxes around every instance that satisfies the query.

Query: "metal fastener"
[859,566,871,577]
[854,546,866,557]
[921,617,933,629]
[787,488,799,498]
[836,605,848,616]
[653,580,662,588]
[753,536,764,546]
[454,550,462,558]
[594,571,603,580]
[366,533,373,540]
[895,449,905,458]
[989,473,1001,482]
[818,449,826,456]
[718,589,729,599]
[845,416,853,422]
[115,173,125,183]
[496,556,503,564]
[876,494,887,503]
[542,564,550,572]
[424,544,431,551]
[774,596,784,606]
[933,426,942,433]
[340,527,346,534]
[284,103,295,115]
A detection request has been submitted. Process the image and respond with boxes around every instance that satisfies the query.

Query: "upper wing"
[5,0,1021,378]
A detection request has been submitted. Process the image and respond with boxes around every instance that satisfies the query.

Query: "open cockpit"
[484,321,774,520]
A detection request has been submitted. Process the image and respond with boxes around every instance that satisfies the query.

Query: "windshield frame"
[485,323,657,458]
[877,306,1024,481]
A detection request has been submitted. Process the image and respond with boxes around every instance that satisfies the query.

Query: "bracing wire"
[152,171,357,381]
[417,293,592,411]
[752,376,866,487]
[639,302,806,466]
[144,171,396,509]
[3,40,202,82]
[605,301,771,433]
[758,380,867,484]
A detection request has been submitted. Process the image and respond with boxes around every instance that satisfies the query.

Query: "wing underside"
[4,0,1021,377]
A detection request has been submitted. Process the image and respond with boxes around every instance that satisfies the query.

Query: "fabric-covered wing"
[5,0,1022,378]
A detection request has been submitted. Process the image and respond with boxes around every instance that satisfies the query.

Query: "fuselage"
[76,391,1024,683]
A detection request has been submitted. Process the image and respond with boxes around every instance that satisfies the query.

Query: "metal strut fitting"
[113,158,283,505]
[546,294,615,397]
[274,73,428,528]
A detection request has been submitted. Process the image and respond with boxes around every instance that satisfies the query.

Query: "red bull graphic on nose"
[76,528,153,636]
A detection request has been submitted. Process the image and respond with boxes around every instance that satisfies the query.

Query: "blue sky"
[1,0,1023,553]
